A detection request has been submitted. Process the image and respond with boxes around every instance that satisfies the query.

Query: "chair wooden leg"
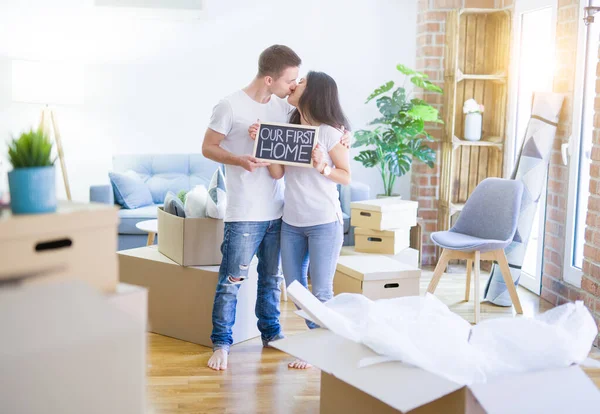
[494,249,523,314]
[465,259,472,302]
[473,251,480,324]
[427,249,451,294]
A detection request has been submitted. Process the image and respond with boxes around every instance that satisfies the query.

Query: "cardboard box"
[355,227,410,255]
[341,246,420,269]
[106,283,148,329]
[118,245,259,347]
[0,281,146,414]
[335,255,420,300]
[273,329,600,414]
[0,201,119,293]
[157,206,224,266]
[276,282,600,413]
[351,198,418,231]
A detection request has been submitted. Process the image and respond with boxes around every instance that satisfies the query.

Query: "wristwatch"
[320,163,332,177]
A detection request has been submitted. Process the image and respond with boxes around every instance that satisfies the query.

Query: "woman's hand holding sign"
[311,143,326,172]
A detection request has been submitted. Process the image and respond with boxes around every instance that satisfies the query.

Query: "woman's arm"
[268,164,285,179]
[312,143,351,185]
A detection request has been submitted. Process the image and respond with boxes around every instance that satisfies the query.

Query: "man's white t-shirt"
[282,124,345,227]
[207,90,292,222]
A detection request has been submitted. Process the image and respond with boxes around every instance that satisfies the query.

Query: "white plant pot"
[464,112,482,141]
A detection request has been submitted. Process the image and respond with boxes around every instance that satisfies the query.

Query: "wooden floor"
[146,266,600,414]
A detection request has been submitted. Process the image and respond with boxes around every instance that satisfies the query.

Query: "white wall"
[0,0,417,202]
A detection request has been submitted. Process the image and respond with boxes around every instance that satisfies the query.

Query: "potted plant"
[7,128,57,214]
[353,64,442,198]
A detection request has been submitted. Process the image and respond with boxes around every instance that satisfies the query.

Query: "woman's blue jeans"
[280,220,343,329]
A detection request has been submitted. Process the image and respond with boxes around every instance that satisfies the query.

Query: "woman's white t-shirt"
[282,124,345,227]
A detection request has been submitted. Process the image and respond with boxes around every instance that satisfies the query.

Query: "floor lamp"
[38,107,71,200]
[11,60,84,202]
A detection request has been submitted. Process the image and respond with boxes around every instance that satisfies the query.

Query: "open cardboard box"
[272,283,600,413]
[157,206,224,266]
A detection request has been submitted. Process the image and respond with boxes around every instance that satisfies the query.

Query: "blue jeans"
[280,220,343,329]
[211,219,283,352]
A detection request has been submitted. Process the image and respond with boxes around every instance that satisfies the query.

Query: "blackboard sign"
[253,122,319,168]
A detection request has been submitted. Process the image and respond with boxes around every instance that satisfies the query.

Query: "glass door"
[507,0,557,294]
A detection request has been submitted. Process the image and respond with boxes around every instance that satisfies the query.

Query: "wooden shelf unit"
[438,8,511,235]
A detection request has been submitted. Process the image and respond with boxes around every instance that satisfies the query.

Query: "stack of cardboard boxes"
[334,198,422,300]
[0,201,146,414]
[118,206,260,348]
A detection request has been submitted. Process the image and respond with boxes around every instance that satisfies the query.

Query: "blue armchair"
[91,154,370,251]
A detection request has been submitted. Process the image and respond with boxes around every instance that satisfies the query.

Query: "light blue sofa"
[90,154,370,251]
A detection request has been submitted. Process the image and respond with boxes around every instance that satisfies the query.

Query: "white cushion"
[184,185,209,218]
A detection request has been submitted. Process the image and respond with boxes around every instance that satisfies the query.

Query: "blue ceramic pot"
[8,166,57,214]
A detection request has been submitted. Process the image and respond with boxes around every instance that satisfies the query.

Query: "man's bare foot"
[288,359,312,369]
[208,349,228,371]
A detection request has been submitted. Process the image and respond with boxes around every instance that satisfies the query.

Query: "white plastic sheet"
[287,281,598,385]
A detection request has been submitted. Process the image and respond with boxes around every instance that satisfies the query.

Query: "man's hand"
[340,126,351,149]
[237,154,270,172]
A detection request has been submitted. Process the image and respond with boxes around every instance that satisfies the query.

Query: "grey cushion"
[430,231,508,253]
[118,204,160,234]
[164,192,186,218]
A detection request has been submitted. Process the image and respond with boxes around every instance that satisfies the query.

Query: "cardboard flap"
[337,255,420,281]
[273,329,464,413]
[470,365,600,414]
[277,281,464,412]
[351,198,418,213]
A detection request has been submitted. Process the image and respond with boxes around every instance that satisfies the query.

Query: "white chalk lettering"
[275,129,284,142]
[286,129,294,143]
[286,143,299,160]
[259,141,274,158]
[273,142,286,159]
[259,128,271,140]
[298,145,312,162]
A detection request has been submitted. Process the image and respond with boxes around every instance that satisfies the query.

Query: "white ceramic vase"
[464,112,482,141]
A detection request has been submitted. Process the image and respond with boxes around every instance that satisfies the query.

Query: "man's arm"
[202,128,270,172]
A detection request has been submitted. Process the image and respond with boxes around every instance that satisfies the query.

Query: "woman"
[250,71,351,369]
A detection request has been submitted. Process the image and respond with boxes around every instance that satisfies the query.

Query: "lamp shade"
[11,60,84,105]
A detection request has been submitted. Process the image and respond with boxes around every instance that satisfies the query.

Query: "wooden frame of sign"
[253,121,319,168]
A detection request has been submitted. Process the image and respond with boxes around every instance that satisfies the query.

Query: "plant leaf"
[408,104,440,122]
[396,64,416,76]
[354,150,381,168]
[377,96,402,117]
[365,81,394,104]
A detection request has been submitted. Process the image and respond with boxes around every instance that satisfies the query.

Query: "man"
[202,45,300,371]
[203,45,348,371]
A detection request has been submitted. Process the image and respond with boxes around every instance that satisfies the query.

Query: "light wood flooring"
[146,266,600,414]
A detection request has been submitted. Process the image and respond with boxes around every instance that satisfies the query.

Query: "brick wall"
[414,0,600,343]
[537,0,586,310]
[581,45,600,345]
[413,0,496,266]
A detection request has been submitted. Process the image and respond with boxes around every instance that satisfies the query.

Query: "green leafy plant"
[353,64,442,196]
[7,128,55,169]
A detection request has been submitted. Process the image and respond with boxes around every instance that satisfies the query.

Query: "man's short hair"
[258,45,301,79]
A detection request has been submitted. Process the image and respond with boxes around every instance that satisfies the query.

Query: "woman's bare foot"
[288,359,312,369]
[208,349,228,371]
